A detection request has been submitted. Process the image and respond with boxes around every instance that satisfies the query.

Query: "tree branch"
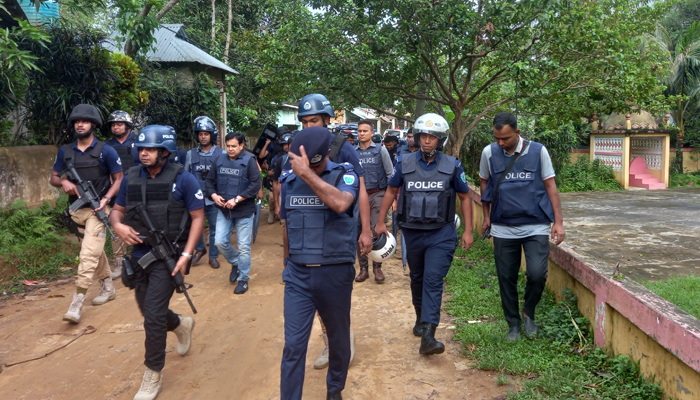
[156,0,181,21]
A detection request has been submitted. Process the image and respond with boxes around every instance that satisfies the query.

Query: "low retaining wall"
[466,185,700,399]
[570,148,699,173]
[0,145,61,208]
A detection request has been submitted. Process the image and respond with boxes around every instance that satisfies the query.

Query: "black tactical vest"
[106,135,136,171]
[62,141,110,206]
[397,153,456,230]
[123,163,191,245]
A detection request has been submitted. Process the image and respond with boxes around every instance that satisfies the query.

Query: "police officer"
[376,113,473,355]
[354,119,394,283]
[105,110,139,279]
[205,132,261,293]
[479,112,565,341]
[133,126,187,166]
[395,127,418,162]
[110,125,204,400]
[279,127,359,400]
[184,116,224,269]
[382,134,400,166]
[280,93,369,370]
[269,133,293,224]
[50,104,124,323]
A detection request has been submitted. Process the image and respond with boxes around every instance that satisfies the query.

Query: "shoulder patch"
[195,189,204,200]
[116,157,122,165]
[460,172,467,183]
[172,183,177,192]
[343,173,356,186]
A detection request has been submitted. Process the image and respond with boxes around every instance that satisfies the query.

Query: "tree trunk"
[449,109,468,158]
[224,0,232,64]
[675,98,685,173]
[211,0,216,46]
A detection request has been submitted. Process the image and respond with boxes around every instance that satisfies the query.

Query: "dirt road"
[0,211,510,400]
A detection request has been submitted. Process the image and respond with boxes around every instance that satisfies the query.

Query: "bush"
[556,157,623,192]
[105,52,149,116]
[669,171,700,187]
[526,122,587,174]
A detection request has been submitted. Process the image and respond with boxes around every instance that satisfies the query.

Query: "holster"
[61,208,85,239]
[121,256,136,289]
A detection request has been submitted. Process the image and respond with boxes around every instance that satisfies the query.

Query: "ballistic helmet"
[107,110,133,128]
[280,133,293,144]
[68,104,102,128]
[368,232,397,263]
[194,116,218,143]
[277,126,291,136]
[454,215,461,231]
[372,133,383,143]
[136,125,178,153]
[298,94,335,119]
[414,113,450,152]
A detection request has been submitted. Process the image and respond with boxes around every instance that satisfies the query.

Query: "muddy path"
[0,210,511,400]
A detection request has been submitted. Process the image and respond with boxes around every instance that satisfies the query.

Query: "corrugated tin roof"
[103,24,238,75]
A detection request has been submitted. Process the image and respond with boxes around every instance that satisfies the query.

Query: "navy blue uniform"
[279,161,359,399]
[389,151,469,325]
[105,132,140,171]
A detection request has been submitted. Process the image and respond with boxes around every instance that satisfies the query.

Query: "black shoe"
[506,325,521,341]
[209,258,220,269]
[327,392,342,400]
[191,249,207,265]
[523,314,539,338]
[229,264,239,283]
[419,323,445,355]
[413,306,424,336]
[234,280,248,294]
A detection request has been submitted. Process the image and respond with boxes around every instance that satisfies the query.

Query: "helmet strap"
[143,149,166,168]
[73,124,94,140]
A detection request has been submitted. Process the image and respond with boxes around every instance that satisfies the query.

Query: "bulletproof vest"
[397,145,415,156]
[215,152,254,201]
[123,163,191,245]
[282,163,358,265]
[169,150,183,165]
[482,141,554,225]
[62,141,110,206]
[356,144,387,191]
[106,135,136,171]
[190,146,224,192]
[397,153,456,230]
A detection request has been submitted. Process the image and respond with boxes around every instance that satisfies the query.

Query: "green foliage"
[140,68,221,141]
[642,275,700,320]
[670,171,700,187]
[556,158,623,193]
[526,122,587,174]
[445,232,663,399]
[21,22,118,145]
[105,52,149,115]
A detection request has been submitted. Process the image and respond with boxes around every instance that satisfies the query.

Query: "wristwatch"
[103,196,111,202]
[181,252,193,260]
[234,197,240,204]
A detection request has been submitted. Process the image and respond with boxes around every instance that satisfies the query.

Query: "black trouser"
[133,257,181,372]
[493,235,549,328]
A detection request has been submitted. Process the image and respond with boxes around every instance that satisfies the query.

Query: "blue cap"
[289,127,331,165]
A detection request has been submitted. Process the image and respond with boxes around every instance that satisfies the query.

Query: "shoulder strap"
[63,144,74,165]
[329,133,345,162]
[491,140,530,211]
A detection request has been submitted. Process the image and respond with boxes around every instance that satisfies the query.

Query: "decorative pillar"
[625,113,632,130]
[622,135,631,189]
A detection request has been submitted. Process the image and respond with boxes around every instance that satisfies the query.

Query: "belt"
[366,188,386,195]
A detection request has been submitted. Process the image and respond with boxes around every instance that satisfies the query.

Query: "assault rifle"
[62,163,116,241]
[135,204,198,314]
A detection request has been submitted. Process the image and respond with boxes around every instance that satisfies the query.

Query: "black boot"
[413,306,424,336]
[327,391,342,400]
[419,323,445,355]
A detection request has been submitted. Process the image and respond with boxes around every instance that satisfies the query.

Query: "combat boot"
[267,210,275,224]
[62,292,86,323]
[413,306,424,336]
[92,277,117,305]
[327,392,343,400]
[314,332,329,369]
[355,268,369,282]
[133,367,162,400]
[173,316,195,356]
[110,258,123,279]
[373,266,385,283]
[419,323,445,355]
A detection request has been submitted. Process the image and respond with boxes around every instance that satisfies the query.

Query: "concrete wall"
[467,185,700,399]
[570,148,700,173]
[0,145,60,208]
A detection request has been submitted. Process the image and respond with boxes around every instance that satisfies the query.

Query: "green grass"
[642,275,700,320]
[555,157,623,193]
[444,232,663,399]
[669,172,700,188]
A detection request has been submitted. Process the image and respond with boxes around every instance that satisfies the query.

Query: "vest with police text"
[106,135,136,171]
[214,152,254,201]
[62,141,110,206]
[357,144,387,191]
[190,146,224,192]
[482,141,554,225]
[282,163,358,266]
[397,153,456,230]
[123,163,191,245]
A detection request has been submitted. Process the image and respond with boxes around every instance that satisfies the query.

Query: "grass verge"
[642,275,700,320]
[444,232,663,399]
[669,172,700,188]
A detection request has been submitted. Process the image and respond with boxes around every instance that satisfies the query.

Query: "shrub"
[556,157,623,192]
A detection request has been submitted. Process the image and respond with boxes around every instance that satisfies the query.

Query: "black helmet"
[277,126,291,136]
[68,104,102,128]
[290,129,299,137]
[280,133,293,144]
[136,125,178,153]
[372,133,383,143]
[194,116,217,143]
[107,110,133,128]
[298,94,334,120]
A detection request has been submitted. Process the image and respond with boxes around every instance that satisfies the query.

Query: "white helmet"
[414,113,450,155]
[368,232,397,263]
[454,215,461,231]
